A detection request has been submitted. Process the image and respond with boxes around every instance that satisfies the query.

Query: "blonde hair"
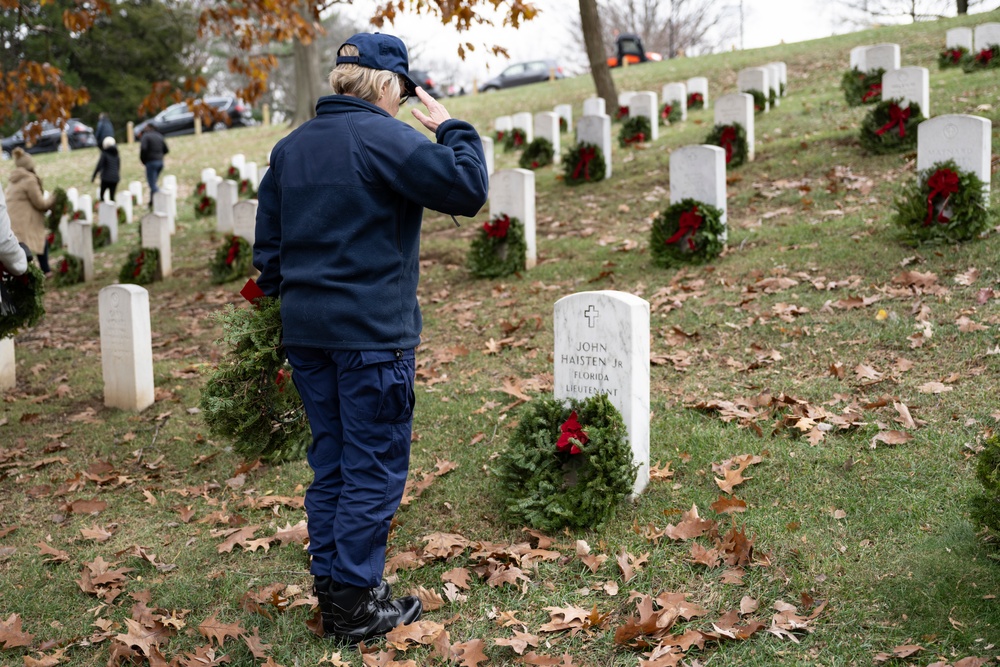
[328,44,401,104]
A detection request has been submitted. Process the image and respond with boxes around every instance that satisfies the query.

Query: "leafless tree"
[598,0,735,58]
[835,0,990,26]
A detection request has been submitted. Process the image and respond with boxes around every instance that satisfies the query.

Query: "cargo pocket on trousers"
[360,350,415,424]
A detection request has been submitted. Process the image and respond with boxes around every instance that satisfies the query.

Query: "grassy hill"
[2,10,1000,666]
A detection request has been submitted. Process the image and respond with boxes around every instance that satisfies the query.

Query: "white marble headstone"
[511,112,534,143]
[200,168,217,185]
[66,187,79,211]
[206,175,223,200]
[617,91,637,109]
[128,181,143,206]
[257,167,268,191]
[554,104,572,133]
[917,114,992,203]
[162,174,177,192]
[974,22,1000,49]
[481,136,495,176]
[77,194,93,223]
[765,64,781,106]
[232,200,258,246]
[140,212,172,278]
[946,27,973,51]
[737,68,770,112]
[534,112,561,164]
[767,61,788,93]
[152,191,175,235]
[217,180,238,234]
[115,191,133,224]
[714,93,756,162]
[686,77,709,107]
[495,115,513,133]
[554,290,650,496]
[670,145,728,241]
[661,83,688,121]
[583,97,606,117]
[231,154,246,178]
[0,337,14,391]
[245,163,259,192]
[864,43,900,72]
[850,45,868,70]
[576,114,613,180]
[65,220,94,282]
[98,201,118,244]
[489,169,536,269]
[628,92,659,141]
[99,284,154,411]
[882,66,930,116]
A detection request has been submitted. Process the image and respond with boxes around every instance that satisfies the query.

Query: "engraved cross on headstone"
[584,305,599,328]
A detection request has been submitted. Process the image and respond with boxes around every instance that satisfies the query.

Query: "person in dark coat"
[139,125,168,207]
[92,137,121,202]
[253,32,488,645]
[94,112,114,146]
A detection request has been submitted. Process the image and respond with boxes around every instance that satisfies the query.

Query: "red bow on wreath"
[496,131,505,141]
[556,411,588,455]
[513,131,524,147]
[688,92,704,106]
[976,48,994,65]
[719,126,737,164]
[875,103,910,138]
[132,251,145,278]
[660,104,672,120]
[624,132,645,145]
[949,48,964,64]
[572,146,596,181]
[924,168,959,226]
[241,278,266,306]
[617,106,629,120]
[275,368,289,392]
[862,83,881,102]
[59,259,69,274]
[483,215,510,239]
[225,237,241,266]
[665,205,703,251]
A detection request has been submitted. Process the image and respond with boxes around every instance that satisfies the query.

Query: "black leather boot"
[314,578,421,644]
[315,576,391,602]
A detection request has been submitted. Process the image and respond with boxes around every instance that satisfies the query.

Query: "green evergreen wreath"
[200,296,310,462]
[744,88,767,114]
[518,138,554,170]
[211,235,253,284]
[618,116,651,147]
[46,230,62,252]
[118,247,160,285]
[660,102,682,124]
[194,195,216,218]
[650,198,726,268]
[559,116,568,133]
[92,224,112,249]
[493,393,637,532]
[47,188,69,234]
[962,45,1000,73]
[494,129,506,143]
[705,122,748,168]
[939,46,969,69]
[0,264,46,338]
[841,67,884,106]
[226,165,241,180]
[780,82,786,97]
[194,181,208,198]
[893,160,991,245]
[687,92,705,110]
[859,99,923,155]
[467,214,527,278]
[116,206,126,228]
[562,142,606,186]
[615,105,629,122]
[52,254,84,287]
[239,179,257,199]
[503,128,527,152]
[970,435,1000,553]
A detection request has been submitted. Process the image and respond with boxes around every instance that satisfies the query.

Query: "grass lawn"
[2,10,1000,667]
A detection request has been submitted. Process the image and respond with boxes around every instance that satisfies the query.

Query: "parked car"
[134,96,254,139]
[1,119,97,160]
[478,59,565,92]
[408,69,442,99]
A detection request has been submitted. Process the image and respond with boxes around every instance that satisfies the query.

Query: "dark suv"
[1,119,97,160]
[134,96,254,139]
[478,59,564,92]
[408,69,442,99]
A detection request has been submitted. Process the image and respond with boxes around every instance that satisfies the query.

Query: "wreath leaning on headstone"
[92,224,112,249]
[687,92,705,110]
[744,88,767,114]
[0,264,46,338]
[467,214,527,278]
[618,116,651,148]
[52,254,84,287]
[118,247,160,285]
[841,67,884,106]
[892,159,992,245]
[858,99,924,155]
[503,128,527,152]
[239,179,257,199]
[519,138,554,170]
[211,235,253,284]
[939,46,969,69]
[650,198,726,269]
[660,102,682,125]
[704,122,749,168]
[562,142,606,186]
[962,45,1000,73]
[559,116,568,133]
[200,286,310,463]
[492,393,637,532]
[194,195,216,218]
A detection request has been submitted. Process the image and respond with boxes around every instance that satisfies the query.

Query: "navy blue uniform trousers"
[285,346,415,588]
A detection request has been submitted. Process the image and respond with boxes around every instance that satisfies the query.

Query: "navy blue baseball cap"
[336,33,419,96]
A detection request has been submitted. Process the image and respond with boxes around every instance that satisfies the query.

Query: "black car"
[478,59,565,92]
[1,119,97,160]
[408,69,442,99]
[134,96,254,139]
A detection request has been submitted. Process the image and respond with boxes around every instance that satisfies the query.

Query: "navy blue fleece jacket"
[253,95,488,350]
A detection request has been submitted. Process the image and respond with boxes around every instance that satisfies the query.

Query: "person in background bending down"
[139,125,168,209]
[253,32,488,646]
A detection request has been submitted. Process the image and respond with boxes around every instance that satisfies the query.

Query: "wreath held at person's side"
[687,92,705,110]
[211,235,253,284]
[650,198,726,268]
[962,45,1000,73]
[660,102,681,124]
[200,286,310,462]
[467,214,527,278]
[519,138,554,170]
[841,67,884,106]
[705,123,748,167]
[939,46,968,69]
[503,128,527,152]
[858,99,923,155]
[47,188,69,234]
[0,264,46,338]
[618,116,651,147]
[52,254,84,287]
[492,393,637,532]
[893,159,991,245]
[562,142,606,186]
[118,247,160,285]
